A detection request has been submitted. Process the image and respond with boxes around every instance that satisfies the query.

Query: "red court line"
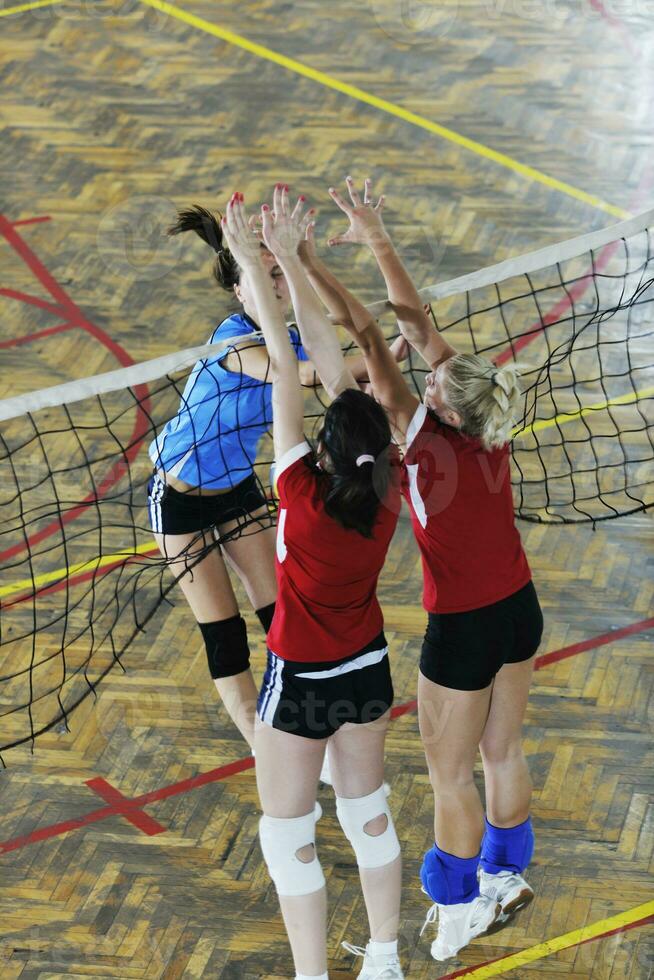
[85,777,167,836]
[0,323,78,350]
[11,216,52,228]
[1,616,652,857]
[0,287,68,318]
[3,547,160,609]
[536,617,654,669]
[494,240,618,366]
[0,757,254,855]
[0,215,152,565]
[494,163,653,367]
[441,912,654,979]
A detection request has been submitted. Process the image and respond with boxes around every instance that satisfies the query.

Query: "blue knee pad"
[420,844,481,905]
[480,816,534,875]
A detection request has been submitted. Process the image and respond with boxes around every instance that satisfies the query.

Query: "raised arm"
[221,194,304,462]
[262,184,357,400]
[298,225,418,442]
[328,177,457,370]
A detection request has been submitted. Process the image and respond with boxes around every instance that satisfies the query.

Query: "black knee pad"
[255,601,276,633]
[199,615,250,679]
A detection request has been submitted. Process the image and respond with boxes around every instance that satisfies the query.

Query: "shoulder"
[405,403,442,454]
[209,313,257,345]
[274,441,318,502]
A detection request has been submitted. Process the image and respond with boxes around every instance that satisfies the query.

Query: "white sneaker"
[479,869,533,916]
[421,895,501,961]
[342,941,404,979]
[320,748,391,797]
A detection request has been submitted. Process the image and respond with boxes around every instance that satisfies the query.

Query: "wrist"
[367,231,393,255]
[238,253,265,271]
[277,253,304,273]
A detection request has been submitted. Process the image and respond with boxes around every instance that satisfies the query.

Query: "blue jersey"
[149,312,308,490]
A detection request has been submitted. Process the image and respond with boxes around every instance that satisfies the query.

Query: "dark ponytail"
[318,388,395,538]
[167,205,240,292]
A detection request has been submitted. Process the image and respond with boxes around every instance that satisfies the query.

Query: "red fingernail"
[284,184,289,191]
[262,204,270,211]
[299,195,306,202]
[275,182,282,189]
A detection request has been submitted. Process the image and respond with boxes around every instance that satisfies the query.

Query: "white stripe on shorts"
[148,475,165,533]
[261,655,285,726]
[294,646,388,680]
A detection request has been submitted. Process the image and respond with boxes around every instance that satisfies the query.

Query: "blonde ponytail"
[443,354,523,451]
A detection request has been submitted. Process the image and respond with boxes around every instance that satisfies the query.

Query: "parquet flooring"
[1,1,653,977]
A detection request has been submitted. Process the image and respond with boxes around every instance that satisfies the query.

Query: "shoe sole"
[502,889,534,916]
[430,903,502,961]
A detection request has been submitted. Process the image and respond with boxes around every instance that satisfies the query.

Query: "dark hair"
[317,388,394,538]
[167,205,240,292]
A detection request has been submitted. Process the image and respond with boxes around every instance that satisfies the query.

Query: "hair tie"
[356,454,375,467]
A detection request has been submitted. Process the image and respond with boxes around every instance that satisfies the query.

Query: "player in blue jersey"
[147,194,395,750]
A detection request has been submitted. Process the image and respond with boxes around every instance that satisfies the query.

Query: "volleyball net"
[1,208,652,761]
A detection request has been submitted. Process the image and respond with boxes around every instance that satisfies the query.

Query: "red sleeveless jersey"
[402,404,531,614]
[267,442,400,662]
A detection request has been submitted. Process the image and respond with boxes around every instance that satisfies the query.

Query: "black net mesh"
[1,218,652,761]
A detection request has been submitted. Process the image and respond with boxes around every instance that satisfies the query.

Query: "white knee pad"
[336,785,401,869]
[259,810,325,897]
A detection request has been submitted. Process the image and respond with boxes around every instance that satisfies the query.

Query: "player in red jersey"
[221,188,405,980]
[303,178,543,962]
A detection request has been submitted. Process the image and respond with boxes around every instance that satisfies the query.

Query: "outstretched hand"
[327,176,387,249]
[260,183,315,263]
[220,193,262,268]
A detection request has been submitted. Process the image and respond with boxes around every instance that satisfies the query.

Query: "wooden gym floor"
[0,1,653,977]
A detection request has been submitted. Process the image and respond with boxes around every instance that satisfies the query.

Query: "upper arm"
[354,318,420,440]
[396,309,458,370]
[221,341,271,381]
[270,365,306,465]
[223,340,315,387]
[274,441,314,504]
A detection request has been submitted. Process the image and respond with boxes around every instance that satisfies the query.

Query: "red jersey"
[402,404,531,614]
[267,442,400,662]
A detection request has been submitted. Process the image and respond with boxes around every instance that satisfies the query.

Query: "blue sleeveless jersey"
[148,312,308,490]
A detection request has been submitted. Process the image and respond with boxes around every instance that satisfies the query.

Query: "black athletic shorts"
[420,580,543,692]
[147,471,269,535]
[257,632,393,739]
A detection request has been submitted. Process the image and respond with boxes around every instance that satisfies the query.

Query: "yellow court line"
[138,0,628,221]
[454,900,654,978]
[514,384,654,437]
[0,541,157,599]
[0,0,62,17]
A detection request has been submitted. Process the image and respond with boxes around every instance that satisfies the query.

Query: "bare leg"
[254,720,328,978]
[219,508,278,611]
[329,711,401,943]
[154,528,258,746]
[418,671,492,857]
[479,656,535,827]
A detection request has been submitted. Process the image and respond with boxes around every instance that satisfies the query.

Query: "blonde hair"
[442,353,523,451]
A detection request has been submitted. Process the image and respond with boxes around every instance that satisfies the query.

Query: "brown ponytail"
[167,205,240,292]
[317,388,394,538]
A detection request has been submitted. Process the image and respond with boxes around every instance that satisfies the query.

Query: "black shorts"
[420,580,543,692]
[147,471,269,535]
[257,632,393,739]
